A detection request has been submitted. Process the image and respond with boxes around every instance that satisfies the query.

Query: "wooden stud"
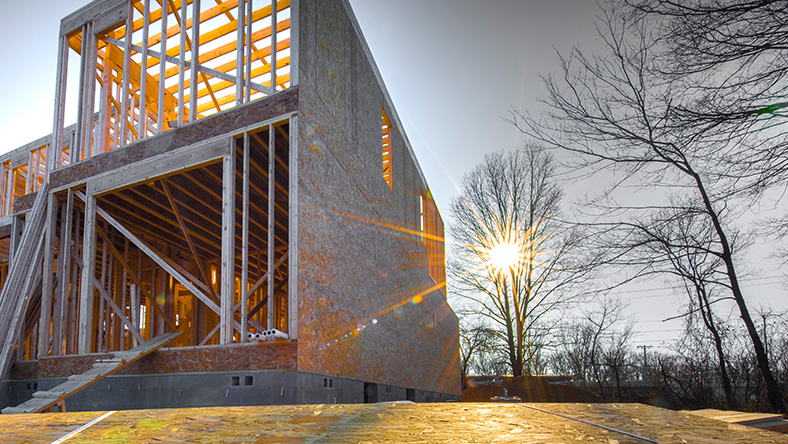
[271,0,277,92]
[157,0,169,133]
[220,153,235,343]
[77,194,97,354]
[50,34,69,174]
[177,0,187,126]
[139,0,150,139]
[245,0,252,100]
[267,126,275,329]
[235,0,245,105]
[120,6,134,146]
[52,191,73,355]
[240,133,250,341]
[189,0,201,122]
[85,22,97,159]
[37,192,58,357]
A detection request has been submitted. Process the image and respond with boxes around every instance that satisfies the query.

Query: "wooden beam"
[189,0,200,123]
[267,124,275,328]
[37,193,58,357]
[77,194,97,354]
[220,153,235,343]
[240,133,250,340]
[53,190,73,355]
[138,0,151,139]
[157,0,169,133]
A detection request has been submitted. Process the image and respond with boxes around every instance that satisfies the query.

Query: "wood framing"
[0,0,461,411]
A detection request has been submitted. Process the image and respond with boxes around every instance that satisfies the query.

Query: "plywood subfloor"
[1,402,788,443]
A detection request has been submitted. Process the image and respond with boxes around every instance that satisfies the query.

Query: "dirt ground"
[462,375,604,403]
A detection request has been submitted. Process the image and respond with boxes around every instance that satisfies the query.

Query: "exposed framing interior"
[2,118,293,365]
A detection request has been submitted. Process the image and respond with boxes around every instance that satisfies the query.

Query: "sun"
[487,241,521,271]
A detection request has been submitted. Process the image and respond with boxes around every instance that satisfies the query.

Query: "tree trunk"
[692,170,785,412]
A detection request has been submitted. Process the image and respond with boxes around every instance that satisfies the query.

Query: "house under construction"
[0,0,460,412]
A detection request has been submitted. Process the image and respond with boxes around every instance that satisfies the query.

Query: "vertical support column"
[267,125,276,329]
[271,0,278,91]
[288,115,298,339]
[120,6,133,146]
[177,0,187,126]
[50,34,69,176]
[73,24,88,164]
[245,0,252,100]
[157,0,169,133]
[220,151,236,343]
[37,192,59,357]
[189,0,201,123]
[235,0,245,105]
[84,22,97,159]
[240,133,250,341]
[139,0,150,139]
[53,189,73,355]
[78,195,97,354]
[95,45,112,154]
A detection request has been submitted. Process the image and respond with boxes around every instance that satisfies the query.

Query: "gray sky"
[0,0,783,352]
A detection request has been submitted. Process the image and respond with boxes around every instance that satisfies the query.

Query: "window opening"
[382,108,393,190]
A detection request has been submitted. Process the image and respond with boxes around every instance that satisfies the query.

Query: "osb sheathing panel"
[295,0,460,396]
[7,361,38,380]
[37,342,297,379]
[4,403,787,443]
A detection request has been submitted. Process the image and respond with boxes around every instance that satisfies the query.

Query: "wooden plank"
[157,0,170,133]
[85,24,97,160]
[138,0,151,139]
[220,153,235,343]
[53,190,73,355]
[267,125,275,328]
[37,193,59,357]
[87,136,230,196]
[50,34,69,174]
[77,195,97,354]
[240,133,250,341]
[120,6,133,146]
[245,0,252,100]
[177,0,187,126]
[235,0,244,105]
[271,0,278,91]
[288,114,298,338]
[189,0,201,123]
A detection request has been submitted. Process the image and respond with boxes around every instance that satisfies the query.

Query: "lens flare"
[487,241,520,271]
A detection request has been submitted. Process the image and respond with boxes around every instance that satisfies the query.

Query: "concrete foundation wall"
[294,0,461,397]
[0,372,458,412]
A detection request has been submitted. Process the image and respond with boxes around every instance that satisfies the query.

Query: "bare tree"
[449,145,581,377]
[511,3,786,410]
